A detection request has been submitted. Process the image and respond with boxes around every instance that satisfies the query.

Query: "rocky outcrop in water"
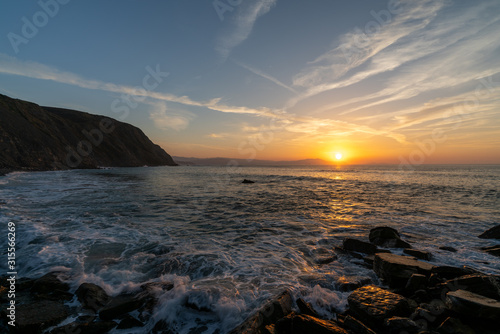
[0,94,176,172]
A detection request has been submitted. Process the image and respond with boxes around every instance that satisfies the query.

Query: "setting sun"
[335,153,343,160]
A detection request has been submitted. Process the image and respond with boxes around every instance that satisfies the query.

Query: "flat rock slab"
[17,300,69,332]
[347,285,410,326]
[275,313,349,334]
[446,289,500,320]
[478,224,500,239]
[343,238,378,254]
[374,253,435,287]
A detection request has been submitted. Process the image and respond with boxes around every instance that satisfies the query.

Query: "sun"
[335,153,343,160]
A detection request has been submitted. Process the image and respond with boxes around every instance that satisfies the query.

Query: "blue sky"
[1,0,499,163]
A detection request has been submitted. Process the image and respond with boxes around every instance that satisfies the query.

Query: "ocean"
[1,165,499,333]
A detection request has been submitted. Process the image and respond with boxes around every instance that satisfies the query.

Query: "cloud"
[232,59,297,93]
[149,102,194,131]
[216,0,277,59]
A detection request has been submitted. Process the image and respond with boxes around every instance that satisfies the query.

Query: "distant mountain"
[0,94,176,172]
[173,156,331,166]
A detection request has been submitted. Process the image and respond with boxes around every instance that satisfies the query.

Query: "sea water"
[1,165,499,333]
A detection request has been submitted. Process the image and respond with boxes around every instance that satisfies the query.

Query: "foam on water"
[1,165,499,333]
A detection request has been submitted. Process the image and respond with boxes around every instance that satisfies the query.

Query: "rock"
[384,316,420,334]
[446,289,500,320]
[342,315,377,334]
[478,224,500,239]
[373,253,435,288]
[337,276,372,292]
[17,300,69,333]
[404,249,432,261]
[481,245,500,257]
[275,313,348,334]
[343,238,378,254]
[99,291,148,320]
[439,246,457,252]
[31,272,70,294]
[347,285,410,328]
[406,274,428,292]
[364,255,375,266]
[229,290,293,334]
[117,314,144,329]
[76,283,110,312]
[431,266,478,280]
[369,226,411,248]
[296,298,319,318]
[242,179,255,184]
[50,320,118,334]
[445,274,500,300]
[436,317,475,334]
[140,281,174,293]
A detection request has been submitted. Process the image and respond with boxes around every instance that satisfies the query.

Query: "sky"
[0,0,499,164]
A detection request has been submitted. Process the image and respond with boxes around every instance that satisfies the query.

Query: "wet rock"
[406,274,427,292]
[478,224,500,239]
[275,313,348,334]
[99,291,148,320]
[481,245,500,257]
[76,283,110,312]
[117,314,144,329]
[140,281,174,293]
[404,249,432,261]
[296,298,319,318]
[373,253,435,288]
[229,290,293,334]
[444,274,500,300]
[369,226,411,248]
[17,300,69,333]
[439,246,457,252]
[342,315,377,334]
[384,316,420,334]
[430,266,478,280]
[50,320,118,334]
[347,285,410,327]
[242,179,255,184]
[446,289,500,320]
[343,238,378,254]
[337,275,372,292]
[363,255,375,266]
[436,317,475,334]
[31,272,70,294]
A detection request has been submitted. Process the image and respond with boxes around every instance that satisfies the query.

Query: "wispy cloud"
[232,59,297,93]
[149,102,194,131]
[216,0,277,59]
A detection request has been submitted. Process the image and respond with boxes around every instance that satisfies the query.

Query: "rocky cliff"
[0,94,176,172]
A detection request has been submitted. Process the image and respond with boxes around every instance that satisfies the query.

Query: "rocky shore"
[1,224,499,334]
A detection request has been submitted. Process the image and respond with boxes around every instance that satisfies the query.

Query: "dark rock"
[342,315,377,334]
[31,272,70,294]
[117,314,144,329]
[364,255,375,266]
[140,281,174,293]
[347,285,410,327]
[373,253,435,288]
[275,313,349,334]
[0,93,177,171]
[17,300,69,333]
[481,245,500,257]
[369,226,411,248]
[296,298,319,318]
[428,273,443,287]
[430,266,478,280]
[50,320,118,334]
[478,224,500,239]
[229,290,293,334]
[242,179,255,184]
[337,276,372,292]
[439,246,457,252]
[406,274,428,292]
[343,238,378,254]
[99,291,148,320]
[444,274,500,300]
[446,289,500,320]
[404,249,432,261]
[76,283,110,312]
[436,317,475,334]
[384,316,420,334]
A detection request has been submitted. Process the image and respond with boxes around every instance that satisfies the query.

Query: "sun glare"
[335,153,342,160]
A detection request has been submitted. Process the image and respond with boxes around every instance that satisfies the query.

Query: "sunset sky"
[0,0,499,164]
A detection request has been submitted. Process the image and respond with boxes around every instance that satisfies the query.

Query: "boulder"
[99,292,149,320]
[478,224,500,239]
[117,314,144,329]
[431,266,478,280]
[229,290,293,334]
[343,238,378,254]
[49,320,118,334]
[76,283,110,312]
[446,289,500,320]
[436,317,475,334]
[347,285,410,327]
[31,272,70,294]
[445,274,500,300]
[439,246,457,252]
[342,315,377,334]
[404,249,432,261]
[242,179,255,184]
[405,274,427,292]
[384,316,420,334]
[369,226,411,248]
[296,298,319,318]
[373,253,435,288]
[481,245,500,257]
[17,300,69,333]
[337,276,372,292]
[275,313,348,334]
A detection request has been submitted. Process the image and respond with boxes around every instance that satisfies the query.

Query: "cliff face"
[0,94,176,171]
